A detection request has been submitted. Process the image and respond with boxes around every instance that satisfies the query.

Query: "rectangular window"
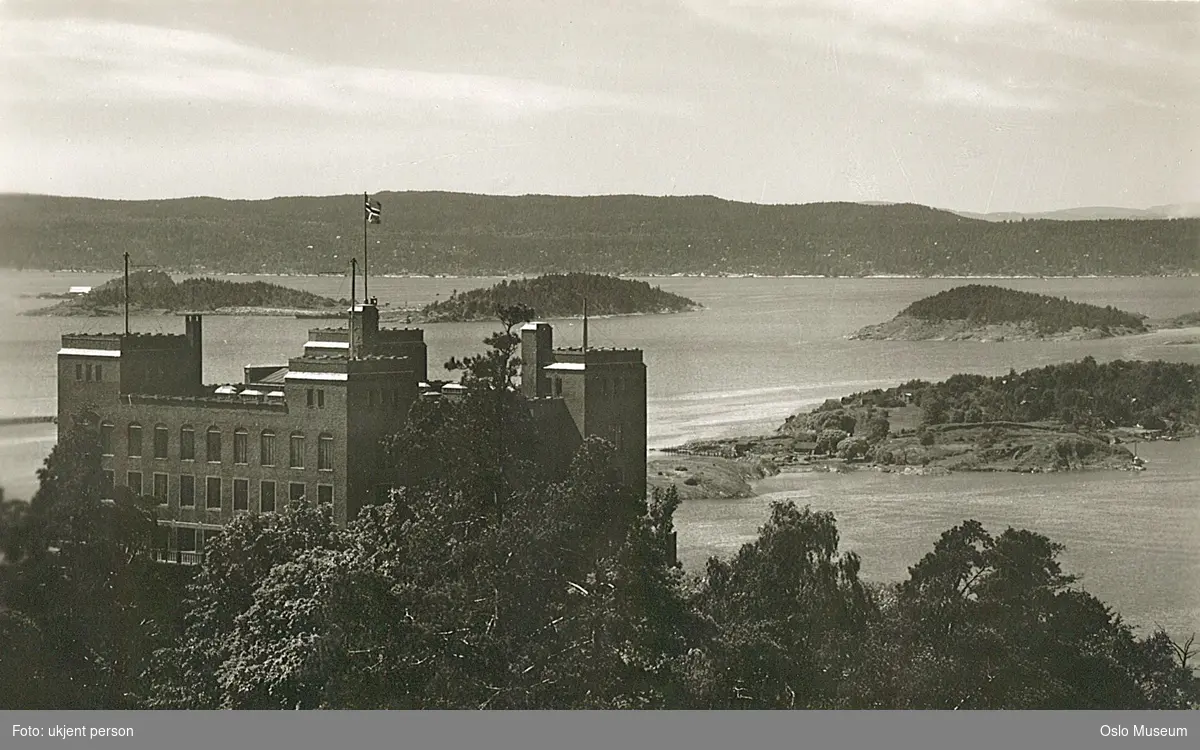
[127,471,142,497]
[153,473,168,504]
[317,484,333,506]
[306,388,315,408]
[180,475,195,507]
[177,527,196,552]
[128,424,143,457]
[180,427,195,461]
[233,478,249,511]
[100,423,114,455]
[206,429,221,463]
[318,435,334,472]
[289,434,305,469]
[85,363,93,382]
[233,430,248,464]
[94,364,102,382]
[75,363,83,381]
[102,469,115,496]
[289,482,306,507]
[316,389,325,408]
[554,378,563,396]
[206,477,222,509]
[260,480,276,512]
[154,426,169,459]
[260,432,276,467]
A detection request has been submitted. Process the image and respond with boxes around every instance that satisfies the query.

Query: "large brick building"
[56,302,647,562]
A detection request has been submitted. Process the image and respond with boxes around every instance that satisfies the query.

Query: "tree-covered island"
[665,358,1200,480]
[851,285,1150,341]
[25,270,343,316]
[414,273,700,323]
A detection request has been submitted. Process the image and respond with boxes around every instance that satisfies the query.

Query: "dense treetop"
[31,270,340,313]
[2,192,1196,276]
[793,358,1200,431]
[894,285,1148,334]
[421,273,698,321]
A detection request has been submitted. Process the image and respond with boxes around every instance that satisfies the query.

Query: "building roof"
[252,367,289,385]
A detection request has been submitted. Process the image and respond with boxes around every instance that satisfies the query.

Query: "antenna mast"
[123,252,130,335]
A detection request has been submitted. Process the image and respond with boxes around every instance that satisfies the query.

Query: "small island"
[656,358,1199,490]
[26,271,343,317]
[413,273,700,323]
[851,285,1149,341]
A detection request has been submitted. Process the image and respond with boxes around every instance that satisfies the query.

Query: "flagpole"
[123,251,130,336]
[349,258,357,360]
[362,193,369,302]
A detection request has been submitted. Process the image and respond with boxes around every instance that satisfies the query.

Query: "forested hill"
[27,270,340,315]
[421,273,698,322]
[1,192,1196,276]
[903,285,1146,333]
[784,358,1200,433]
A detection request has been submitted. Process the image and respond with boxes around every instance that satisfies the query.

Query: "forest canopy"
[421,273,698,322]
[28,270,341,314]
[2,192,1196,276]
[895,285,1147,334]
[796,358,1200,431]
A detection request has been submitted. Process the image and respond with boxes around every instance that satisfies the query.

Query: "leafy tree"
[444,304,535,390]
[815,429,849,455]
[685,503,872,708]
[836,436,872,460]
[847,521,1200,709]
[0,415,185,709]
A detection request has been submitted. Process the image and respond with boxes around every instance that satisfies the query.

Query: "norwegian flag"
[365,197,381,224]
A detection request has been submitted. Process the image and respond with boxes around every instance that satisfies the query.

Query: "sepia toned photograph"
[0,0,1197,726]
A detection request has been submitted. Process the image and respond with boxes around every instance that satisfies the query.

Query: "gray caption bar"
[3,710,1196,750]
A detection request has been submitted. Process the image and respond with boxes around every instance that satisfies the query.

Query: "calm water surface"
[0,271,1197,636]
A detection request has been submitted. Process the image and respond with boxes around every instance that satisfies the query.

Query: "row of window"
[549,376,636,397]
[305,387,406,409]
[101,423,335,470]
[74,362,104,382]
[109,470,332,512]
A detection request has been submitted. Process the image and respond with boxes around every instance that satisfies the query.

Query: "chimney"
[521,322,553,398]
[184,314,203,389]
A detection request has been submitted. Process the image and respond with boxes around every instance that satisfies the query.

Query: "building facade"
[56,305,648,562]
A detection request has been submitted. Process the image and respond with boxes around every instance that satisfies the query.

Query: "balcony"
[152,549,206,566]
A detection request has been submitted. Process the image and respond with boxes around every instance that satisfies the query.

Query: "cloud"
[680,0,1200,111]
[0,18,646,118]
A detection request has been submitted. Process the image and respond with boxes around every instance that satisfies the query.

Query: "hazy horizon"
[3,1,1197,213]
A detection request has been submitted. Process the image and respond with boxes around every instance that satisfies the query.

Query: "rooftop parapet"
[286,355,418,378]
[61,332,191,348]
[125,390,288,412]
[376,328,425,341]
[553,347,644,365]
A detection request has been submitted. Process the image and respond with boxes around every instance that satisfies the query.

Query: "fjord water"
[1,271,1197,636]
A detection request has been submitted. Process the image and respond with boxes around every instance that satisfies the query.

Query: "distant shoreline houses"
[56,302,647,563]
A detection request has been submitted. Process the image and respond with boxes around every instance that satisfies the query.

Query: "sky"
[1,0,1197,213]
